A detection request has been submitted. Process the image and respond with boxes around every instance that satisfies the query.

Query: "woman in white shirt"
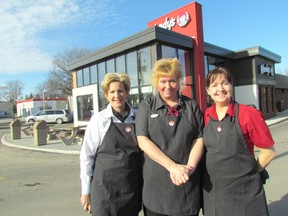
[80,73,142,216]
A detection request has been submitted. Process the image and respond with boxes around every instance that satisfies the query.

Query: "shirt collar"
[155,93,183,110]
[205,99,235,120]
[102,103,135,119]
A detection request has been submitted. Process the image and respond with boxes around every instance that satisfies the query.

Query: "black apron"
[91,119,143,216]
[143,113,201,215]
[203,104,269,216]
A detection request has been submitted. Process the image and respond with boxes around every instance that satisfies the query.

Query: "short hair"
[101,73,131,97]
[205,67,233,88]
[150,58,183,95]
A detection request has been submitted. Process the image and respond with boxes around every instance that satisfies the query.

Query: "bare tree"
[41,48,94,98]
[0,80,25,113]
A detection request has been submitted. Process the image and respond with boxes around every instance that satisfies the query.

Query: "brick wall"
[275,88,288,112]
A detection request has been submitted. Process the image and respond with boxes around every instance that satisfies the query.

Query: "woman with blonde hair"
[136,58,204,216]
[80,73,142,216]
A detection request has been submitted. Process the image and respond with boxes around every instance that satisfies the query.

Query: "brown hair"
[205,67,233,88]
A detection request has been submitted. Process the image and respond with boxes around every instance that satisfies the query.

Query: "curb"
[1,134,80,155]
[268,119,288,127]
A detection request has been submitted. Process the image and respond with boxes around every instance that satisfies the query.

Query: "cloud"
[0,0,127,75]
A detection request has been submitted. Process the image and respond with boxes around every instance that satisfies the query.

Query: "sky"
[0,0,287,98]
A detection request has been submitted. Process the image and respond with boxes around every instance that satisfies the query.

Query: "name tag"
[150,114,159,118]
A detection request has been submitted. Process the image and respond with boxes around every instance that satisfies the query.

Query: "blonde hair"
[150,58,183,95]
[101,73,131,97]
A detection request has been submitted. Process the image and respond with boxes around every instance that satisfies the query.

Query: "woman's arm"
[185,100,204,176]
[256,146,276,172]
[186,137,204,175]
[79,113,103,212]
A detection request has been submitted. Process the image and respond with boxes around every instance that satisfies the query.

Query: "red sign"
[156,11,191,30]
[148,2,206,110]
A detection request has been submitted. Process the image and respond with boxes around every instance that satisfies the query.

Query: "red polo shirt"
[204,101,274,155]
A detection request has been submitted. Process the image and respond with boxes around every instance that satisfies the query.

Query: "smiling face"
[157,76,179,101]
[207,74,233,106]
[106,81,128,113]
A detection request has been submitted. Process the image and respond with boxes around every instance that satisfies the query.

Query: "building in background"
[0,101,13,118]
[275,74,288,112]
[16,98,67,117]
[67,1,285,126]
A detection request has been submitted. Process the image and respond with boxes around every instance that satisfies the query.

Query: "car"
[26,109,73,124]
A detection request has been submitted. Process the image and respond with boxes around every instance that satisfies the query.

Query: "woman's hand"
[80,194,91,213]
[169,164,193,186]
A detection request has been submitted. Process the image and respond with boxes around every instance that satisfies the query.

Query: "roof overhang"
[234,46,281,63]
[67,26,194,71]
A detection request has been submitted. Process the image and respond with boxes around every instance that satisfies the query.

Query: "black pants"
[143,206,198,216]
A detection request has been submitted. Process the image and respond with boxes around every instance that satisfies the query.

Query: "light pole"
[43,90,46,111]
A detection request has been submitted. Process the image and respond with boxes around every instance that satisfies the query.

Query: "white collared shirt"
[80,103,136,195]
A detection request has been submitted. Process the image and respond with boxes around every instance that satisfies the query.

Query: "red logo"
[217,126,222,133]
[169,120,175,127]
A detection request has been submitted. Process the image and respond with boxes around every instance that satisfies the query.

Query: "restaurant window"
[161,45,177,58]
[77,94,94,121]
[129,87,139,108]
[90,65,97,84]
[76,69,83,87]
[98,93,107,111]
[83,67,90,86]
[138,47,152,86]
[106,59,115,73]
[140,86,153,102]
[126,51,138,87]
[116,55,126,73]
[98,62,106,93]
[178,49,190,83]
[204,55,217,73]
[97,62,106,111]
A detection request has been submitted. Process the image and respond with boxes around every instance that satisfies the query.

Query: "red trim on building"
[16,98,66,104]
[148,2,206,110]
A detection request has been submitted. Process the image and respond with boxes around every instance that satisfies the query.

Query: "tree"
[25,93,34,99]
[38,48,94,98]
[0,80,25,113]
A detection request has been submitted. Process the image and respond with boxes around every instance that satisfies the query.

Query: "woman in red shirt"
[202,67,275,216]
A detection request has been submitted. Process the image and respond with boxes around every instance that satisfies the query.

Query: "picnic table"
[56,125,86,145]
[22,123,50,137]
[22,123,35,136]
[46,128,69,140]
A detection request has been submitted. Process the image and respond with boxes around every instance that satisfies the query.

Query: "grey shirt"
[135,93,203,140]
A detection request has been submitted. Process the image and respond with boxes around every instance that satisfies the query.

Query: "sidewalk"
[1,109,288,155]
[264,109,288,127]
[1,127,81,155]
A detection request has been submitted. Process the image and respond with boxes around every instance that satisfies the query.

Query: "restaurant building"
[67,1,282,126]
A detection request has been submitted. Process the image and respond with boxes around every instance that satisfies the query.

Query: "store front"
[68,26,196,125]
[67,1,281,125]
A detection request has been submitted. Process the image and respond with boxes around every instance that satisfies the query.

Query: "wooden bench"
[22,123,35,136]
[47,128,65,140]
